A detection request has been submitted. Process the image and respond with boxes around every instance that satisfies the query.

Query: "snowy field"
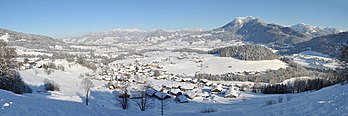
[12,46,53,57]
[112,51,288,76]
[292,51,338,69]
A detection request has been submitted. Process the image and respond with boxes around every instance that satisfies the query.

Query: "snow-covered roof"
[146,89,156,96]
[176,95,188,103]
[225,87,241,98]
[179,83,195,90]
[184,91,197,99]
[211,84,223,92]
[169,88,181,95]
[154,91,170,99]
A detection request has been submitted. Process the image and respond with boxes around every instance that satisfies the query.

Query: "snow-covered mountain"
[221,16,257,32]
[291,23,342,37]
[289,32,348,57]
[63,16,344,48]
[2,16,346,57]
[63,28,147,44]
[0,28,64,49]
[215,16,311,46]
[63,28,204,45]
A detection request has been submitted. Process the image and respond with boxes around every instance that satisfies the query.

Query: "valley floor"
[0,51,345,116]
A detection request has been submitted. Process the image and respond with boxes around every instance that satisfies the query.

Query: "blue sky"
[0,0,347,38]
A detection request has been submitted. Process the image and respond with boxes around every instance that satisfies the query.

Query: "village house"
[224,87,241,98]
[145,89,156,97]
[174,92,188,103]
[154,91,171,100]
[211,84,224,93]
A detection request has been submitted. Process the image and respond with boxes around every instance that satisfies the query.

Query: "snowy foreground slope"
[1,83,347,115]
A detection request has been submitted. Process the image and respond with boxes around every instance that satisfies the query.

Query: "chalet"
[174,93,189,103]
[169,88,182,95]
[129,90,142,99]
[103,76,112,81]
[154,91,171,100]
[154,75,167,80]
[136,80,147,84]
[147,63,159,68]
[211,84,224,93]
[178,84,195,92]
[145,89,156,97]
[202,86,212,94]
[245,71,259,75]
[127,79,136,83]
[22,63,31,70]
[224,87,241,98]
[184,91,198,99]
[189,79,198,84]
[205,81,213,86]
[180,78,192,82]
[162,89,169,94]
[200,91,210,98]
[152,85,164,92]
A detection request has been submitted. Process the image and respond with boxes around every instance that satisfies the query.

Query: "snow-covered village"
[1,0,348,116]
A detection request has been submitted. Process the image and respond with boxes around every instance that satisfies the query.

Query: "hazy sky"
[0,0,347,38]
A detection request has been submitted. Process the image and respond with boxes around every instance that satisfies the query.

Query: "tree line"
[209,44,278,61]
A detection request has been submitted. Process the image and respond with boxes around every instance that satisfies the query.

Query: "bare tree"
[81,78,94,106]
[157,93,169,115]
[119,83,130,109]
[134,85,153,111]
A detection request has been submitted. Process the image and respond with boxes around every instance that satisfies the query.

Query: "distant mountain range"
[291,23,342,37]
[62,28,204,45]
[63,16,343,47]
[0,16,346,57]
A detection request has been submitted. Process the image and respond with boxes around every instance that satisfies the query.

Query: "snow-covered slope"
[292,51,338,69]
[221,16,257,31]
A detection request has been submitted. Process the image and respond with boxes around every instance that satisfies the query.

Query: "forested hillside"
[209,44,278,60]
